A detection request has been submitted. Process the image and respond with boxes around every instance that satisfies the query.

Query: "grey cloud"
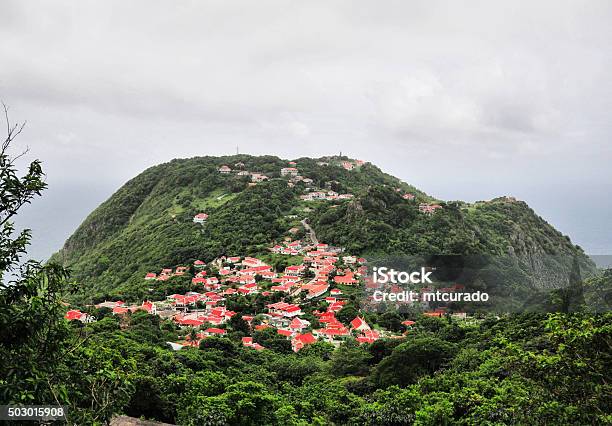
[0,0,611,255]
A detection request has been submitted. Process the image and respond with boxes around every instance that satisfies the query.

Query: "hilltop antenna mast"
[236,145,239,155]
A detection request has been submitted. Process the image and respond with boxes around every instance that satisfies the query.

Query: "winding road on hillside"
[301,218,318,245]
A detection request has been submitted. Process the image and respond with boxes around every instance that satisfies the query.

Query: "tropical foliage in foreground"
[3,292,611,424]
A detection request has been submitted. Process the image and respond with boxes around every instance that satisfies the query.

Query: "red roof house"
[65,310,83,321]
[350,316,371,331]
[292,333,317,352]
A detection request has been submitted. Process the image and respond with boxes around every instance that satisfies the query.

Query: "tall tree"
[0,104,69,405]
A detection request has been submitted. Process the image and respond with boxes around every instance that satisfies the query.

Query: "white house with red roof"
[284,264,305,276]
[419,203,443,214]
[242,257,265,268]
[313,325,350,342]
[287,240,302,250]
[140,300,157,315]
[327,300,346,312]
[356,329,381,344]
[239,265,272,276]
[350,316,371,332]
[292,333,317,352]
[277,328,293,338]
[251,173,268,182]
[193,213,209,223]
[289,317,310,331]
[65,309,83,321]
[238,282,259,295]
[218,267,233,277]
[334,271,358,285]
[175,317,204,327]
[238,274,256,284]
[242,337,265,350]
[301,282,329,299]
[175,266,188,276]
[281,167,298,177]
[271,281,298,293]
[113,306,129,315]
[203,327,227,337]
[267,302,302,318]
[65,309,95,323]
[218,165,232,174]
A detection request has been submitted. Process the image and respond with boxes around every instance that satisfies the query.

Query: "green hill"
[52,155,593,303]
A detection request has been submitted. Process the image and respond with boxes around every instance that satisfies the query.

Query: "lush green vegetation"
[310,188,584,259]
[5,300,612,424]
[3,137,609,425]
[53,155,592,305]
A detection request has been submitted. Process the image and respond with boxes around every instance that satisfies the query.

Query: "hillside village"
[65,159,456,353]
[66,236,426,352]
[190,158,442,226]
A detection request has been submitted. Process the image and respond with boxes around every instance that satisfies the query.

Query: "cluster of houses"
[219,160,365,204]
[299,191,354,202]
[418,203,443,214]
[66,230,408,352]
[64,299,158,324]
[218,163,269,184]
[287,175,314,188]
[280,163,317,189]
[282,162,359,201]
[144,265,191,282]
[218,159,366,190]
[392,187,444,214]
[393,187,416,201]
[65,242,469,350]
[339,159,366,170]
[314,159,365,170]
[153,245,382,351]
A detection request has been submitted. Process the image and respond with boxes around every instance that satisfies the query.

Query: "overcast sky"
[1,0,611,259]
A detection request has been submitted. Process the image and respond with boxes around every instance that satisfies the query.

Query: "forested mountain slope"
[52,155,592,302]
